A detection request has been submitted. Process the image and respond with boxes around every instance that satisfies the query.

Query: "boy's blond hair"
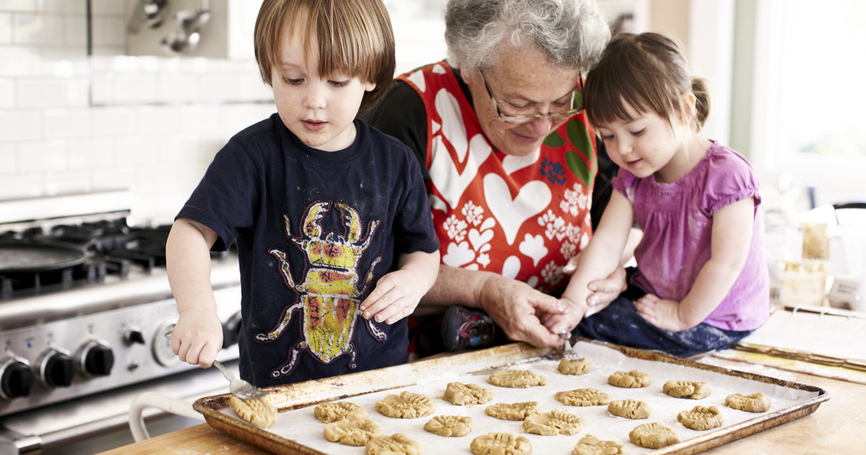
[254,0,395,114]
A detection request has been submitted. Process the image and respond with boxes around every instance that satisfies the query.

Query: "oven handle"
[128,392,205,442]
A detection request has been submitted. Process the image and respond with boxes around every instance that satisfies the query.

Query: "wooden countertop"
[99,356,865,455]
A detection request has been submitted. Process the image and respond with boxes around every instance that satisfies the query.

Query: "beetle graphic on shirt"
[256,201,384,379]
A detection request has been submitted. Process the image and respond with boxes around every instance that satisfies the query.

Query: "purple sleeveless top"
[613,141,769,331]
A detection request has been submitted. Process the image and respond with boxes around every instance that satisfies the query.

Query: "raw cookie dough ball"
[315,401,369,423]
[663,380,712,399]
[229,396,278,428]
[725,392,772,412]
[608,399,652,419]
[609,370,652,388]
[573,434,629,455]
[488,369,547,388]
[441,382,494,405]
[678,405,724,431]
[629,422,679,449]
[424,415,474,437]
[555,388,612,406]
[324,418,383,446]
[522,410,585,436]
[470,432,532,455]
[558,357,591,375]
[366,433,421,455]
[375,391,435,418]
[485,402,541,421]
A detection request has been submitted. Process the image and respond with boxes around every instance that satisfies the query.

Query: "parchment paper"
[220,342,819,454]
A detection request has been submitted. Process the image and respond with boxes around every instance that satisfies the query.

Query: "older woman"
[365,0,629,350]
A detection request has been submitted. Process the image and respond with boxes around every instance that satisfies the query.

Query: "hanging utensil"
[160,0,211,55]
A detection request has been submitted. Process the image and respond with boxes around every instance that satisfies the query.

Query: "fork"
[165,330,267,400]
[559,330,584,361]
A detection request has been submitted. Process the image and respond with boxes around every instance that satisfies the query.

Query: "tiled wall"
[0,0,275,225]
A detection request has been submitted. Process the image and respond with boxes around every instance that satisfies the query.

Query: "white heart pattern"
[502,256,521,279]
[442,241,475,267]
[429,133,492,210]
[518,234,548,267]
[468,228,494,252]
[407,69,426,93]
[483,174,551,245]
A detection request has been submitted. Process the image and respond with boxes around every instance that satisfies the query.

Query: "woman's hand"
[171,310,223,368]
[477,274,567,348]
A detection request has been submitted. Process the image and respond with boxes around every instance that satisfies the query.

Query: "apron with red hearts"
[397,61,597,292]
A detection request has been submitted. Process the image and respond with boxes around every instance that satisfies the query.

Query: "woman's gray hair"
[444,0,610,74]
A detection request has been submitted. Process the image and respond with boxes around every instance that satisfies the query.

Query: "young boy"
[165,0,440,387]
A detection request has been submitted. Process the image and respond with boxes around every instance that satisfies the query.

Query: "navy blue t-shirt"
[177,114,439,387]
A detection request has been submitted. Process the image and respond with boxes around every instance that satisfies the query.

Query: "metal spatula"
[165,331,267,400]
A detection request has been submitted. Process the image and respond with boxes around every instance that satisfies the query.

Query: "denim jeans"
[572,296,752,358]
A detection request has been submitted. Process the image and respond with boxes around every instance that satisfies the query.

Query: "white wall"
[0,1,274,226]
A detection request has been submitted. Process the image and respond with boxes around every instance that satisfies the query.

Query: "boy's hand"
[171,312,223,368]
[634,294,684,331]
[360,269,425,324]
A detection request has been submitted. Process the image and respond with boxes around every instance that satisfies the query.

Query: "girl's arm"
[636,197,755,331]
[359,249,440,325]
[547,191,635,335]
[165,218,224,368]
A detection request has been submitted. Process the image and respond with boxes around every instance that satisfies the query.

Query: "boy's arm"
[165,217,224,368]
[636,198,755,331]
[359,249,440,324]
[547,191,635,335]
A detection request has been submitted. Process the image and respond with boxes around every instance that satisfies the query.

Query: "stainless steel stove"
[0,191,242,454]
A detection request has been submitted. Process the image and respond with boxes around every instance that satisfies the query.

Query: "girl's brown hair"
[254,0,396,114]
[583,32,710,131]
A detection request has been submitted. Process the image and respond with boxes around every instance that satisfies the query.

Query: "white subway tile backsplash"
[115,134,159,166]
[113,72,158,103]
[67,136,114,169]
[89,0,125,15]
[0,1,36,13]
[38,0,87,14]
[64,13,87,45]
[16,76,75,107]
[0,45,43,76]
[90,105,137,136]
[0,14,11,43]
[0,109,41,141]
[43,107,92,139]
[90,16,125,47]
[92,165,136,193]
[0,143,17,173]
[43,169,91,195]
[18,139,66,171]
[13,13,64,45]
[0,78,13,108]
[0,173,41,200]
[137,106,181,135]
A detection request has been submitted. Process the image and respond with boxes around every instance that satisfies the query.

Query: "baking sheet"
[195,340,827,455]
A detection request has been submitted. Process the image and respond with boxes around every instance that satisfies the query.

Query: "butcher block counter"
[98,349,864,455]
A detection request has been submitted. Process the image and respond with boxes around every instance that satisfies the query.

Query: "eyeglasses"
[480,70,584,124]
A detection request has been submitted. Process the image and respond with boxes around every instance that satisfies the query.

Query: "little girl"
[548,32,769,357]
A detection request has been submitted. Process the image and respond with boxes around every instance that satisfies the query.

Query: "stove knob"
[0,357,34,399]
[79,340,115,377]
[125,326,146,345]
[38,349,75,388]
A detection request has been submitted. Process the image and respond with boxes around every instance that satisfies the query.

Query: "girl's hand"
[542,296,587,337]
[361,269,427,324]
[171,311,223,368]
[563,255,628,308]
[633,294,684,331]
